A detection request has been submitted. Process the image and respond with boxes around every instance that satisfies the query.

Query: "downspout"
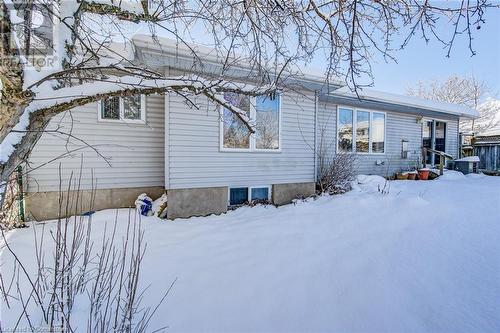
[164,66,170,191]
[313,91,318,184]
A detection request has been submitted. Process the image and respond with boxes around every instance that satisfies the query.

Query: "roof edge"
[131,34,479,119]
[331,87,479,119]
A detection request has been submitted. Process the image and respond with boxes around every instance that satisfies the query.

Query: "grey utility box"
[454,156,479,174]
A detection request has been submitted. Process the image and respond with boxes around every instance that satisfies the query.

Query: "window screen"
[372,112,385,153]
[101,97,120,119]
[251,187,269,201]
[356,111,370,153]
[255,95,280,149]
[338,108,353,152]
[229,187,248,205]
[222,92,251,149]
[123,95,141,119]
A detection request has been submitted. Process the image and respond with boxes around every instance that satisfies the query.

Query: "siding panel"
[26,95,165,192]
[446,119,459,158]
[166,92,316,189]
[318,105,419,176]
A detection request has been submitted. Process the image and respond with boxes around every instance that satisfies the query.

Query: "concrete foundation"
[272,182,316,206]
[25,187,165,221]
[25,182,315,221]
[167,187,228,219]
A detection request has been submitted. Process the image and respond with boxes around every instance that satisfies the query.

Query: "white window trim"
[97,94,146,124]
[336,105,386,155]
[249,185,272,201]
[219,94,282,153]
[227,185,272,206]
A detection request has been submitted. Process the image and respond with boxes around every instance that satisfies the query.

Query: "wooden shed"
[473,130,500,172]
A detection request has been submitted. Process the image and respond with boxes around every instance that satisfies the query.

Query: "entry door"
[422,120,447,166]
[435,121,446,154]
[422,121,433,164]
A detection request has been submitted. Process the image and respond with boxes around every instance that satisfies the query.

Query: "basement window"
[229,186,271,206]
[229,187,248,206]
[251,187,270,201]
[98,94,146,123]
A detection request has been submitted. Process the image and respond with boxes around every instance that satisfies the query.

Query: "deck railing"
[422,148,454,175]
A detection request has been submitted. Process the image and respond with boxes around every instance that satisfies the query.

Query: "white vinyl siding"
[26,94,165,192]
[25,81,461,195]
[446,119,460,158]
[318,105,462,176]
[165,91,315,189]
[318,103,422,176]
[317,101,337,166]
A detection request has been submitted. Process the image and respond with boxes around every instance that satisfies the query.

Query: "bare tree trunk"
[0,1,32,141]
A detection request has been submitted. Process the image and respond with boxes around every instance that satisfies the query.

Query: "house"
[473,128,500,172]
[23,36,479,221]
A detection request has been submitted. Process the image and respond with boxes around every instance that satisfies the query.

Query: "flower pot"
[396,172,408,180]
[418,169,430,180]
[407,173,417,180]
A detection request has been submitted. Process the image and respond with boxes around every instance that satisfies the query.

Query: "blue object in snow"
[139,200,152,216]
[135,193,153,216]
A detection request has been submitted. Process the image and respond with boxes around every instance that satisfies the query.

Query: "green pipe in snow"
[16,165,25,223]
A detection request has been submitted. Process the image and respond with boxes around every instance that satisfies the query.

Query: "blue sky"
[367,8,500,97]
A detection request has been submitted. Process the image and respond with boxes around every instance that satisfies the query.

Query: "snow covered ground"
[2,173,500,332]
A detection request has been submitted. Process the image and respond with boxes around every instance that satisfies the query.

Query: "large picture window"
[98,94,146,122]
[221,93,281,151]
[337,107,385,154]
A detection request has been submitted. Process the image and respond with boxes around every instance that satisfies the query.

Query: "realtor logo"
[2,0,56,69]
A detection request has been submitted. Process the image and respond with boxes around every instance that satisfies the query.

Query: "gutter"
[323,94,476,120]
[327,88,479,119]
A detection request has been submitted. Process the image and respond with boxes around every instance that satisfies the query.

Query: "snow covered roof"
[455,156,480,162]
[473,99,500,136]
[132,34,339,92]
[476,128,500,137]
[131,34,479,119]
[132,34,340,84]
[331,87,479,119]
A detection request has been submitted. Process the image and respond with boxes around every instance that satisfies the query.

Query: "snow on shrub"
[318,153,357,194]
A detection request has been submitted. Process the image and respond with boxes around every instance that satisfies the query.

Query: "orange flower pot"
[407,173,417,180]
[418,169,430,180]
[396,173,408,180]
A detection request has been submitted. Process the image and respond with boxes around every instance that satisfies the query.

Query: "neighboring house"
[473,128,500,172]
[23,36,478,220]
